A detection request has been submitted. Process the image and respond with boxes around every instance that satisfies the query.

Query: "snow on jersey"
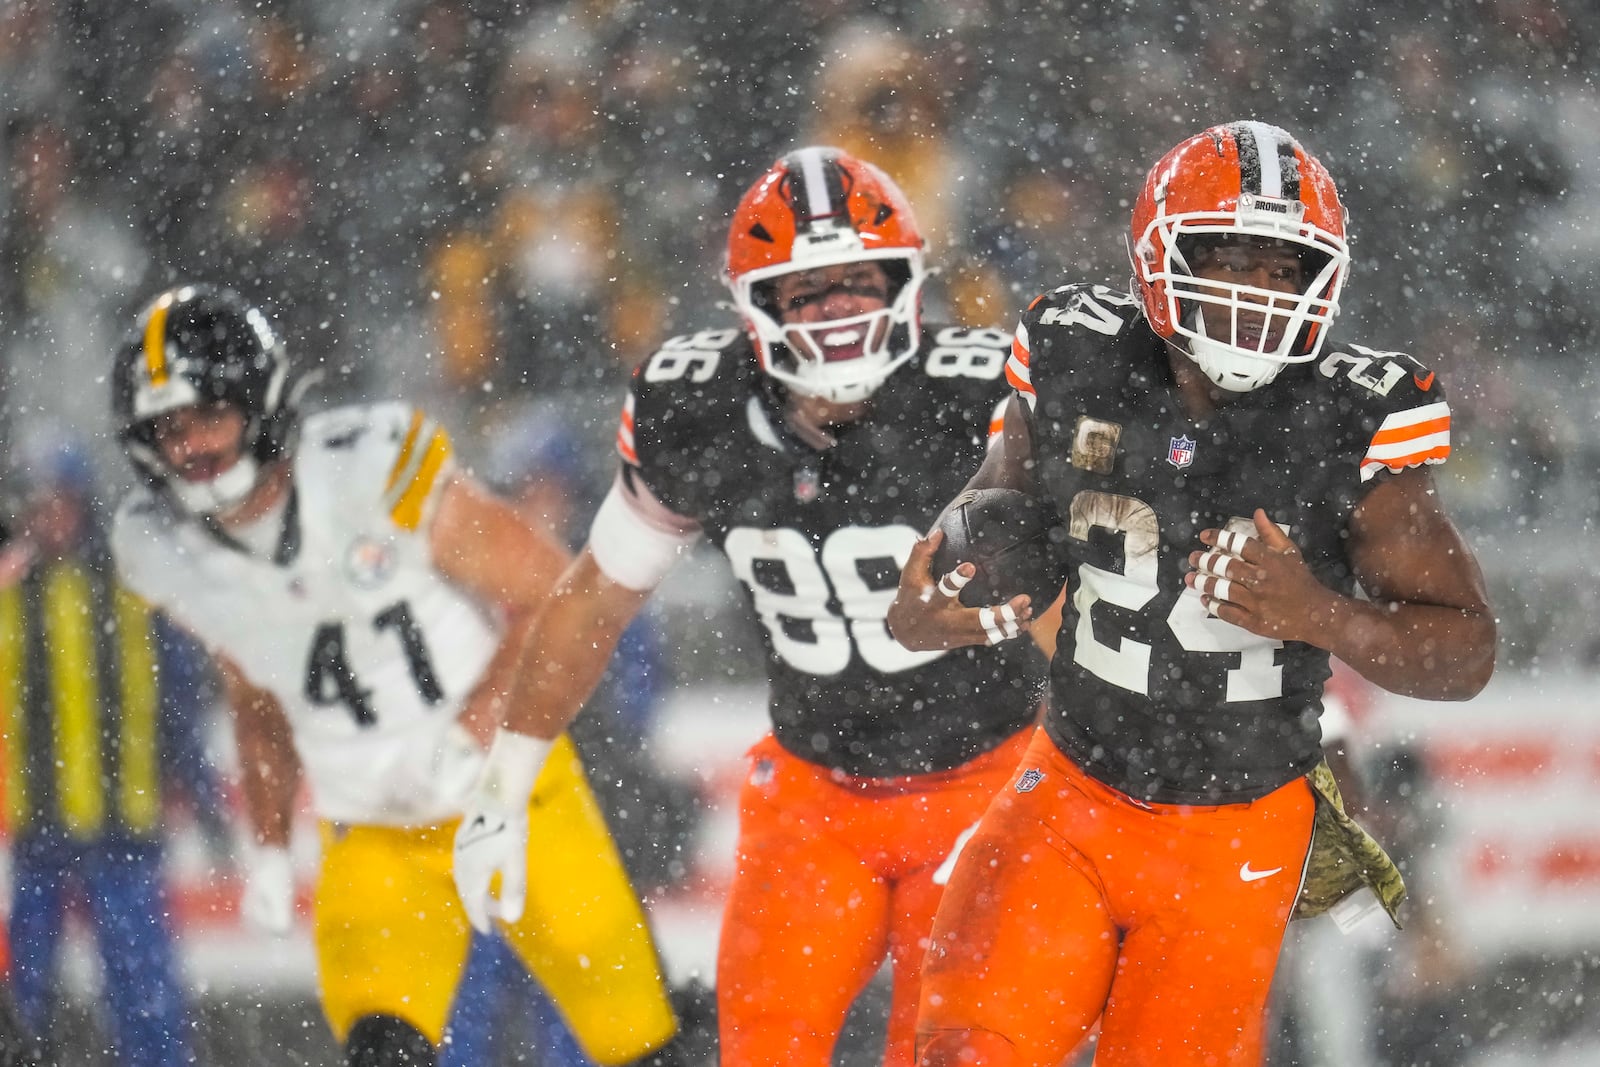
[112,402,499,825]
[1011,283,1451,804]
[620,325,1047,779]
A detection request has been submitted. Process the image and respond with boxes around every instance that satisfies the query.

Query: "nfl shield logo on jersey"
[1167,435,1196,469]
[1015,768,1045,793]
[344,536,398,589]
[794,465,821,503]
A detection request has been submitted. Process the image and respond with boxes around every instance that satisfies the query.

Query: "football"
[930,488,1070,610]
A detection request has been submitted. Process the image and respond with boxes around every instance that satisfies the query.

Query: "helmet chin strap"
[169,457,261,516]
[1185,308,1285,393]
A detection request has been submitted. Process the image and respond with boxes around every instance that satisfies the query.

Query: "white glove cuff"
[479,730,554,811]
[249,843,294,883]
[433,723,490,809]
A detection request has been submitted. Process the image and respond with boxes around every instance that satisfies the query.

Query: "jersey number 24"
[1069,491,1284,701]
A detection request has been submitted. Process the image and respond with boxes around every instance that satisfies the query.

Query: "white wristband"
[479,729,555,810]
[250,843,293,879]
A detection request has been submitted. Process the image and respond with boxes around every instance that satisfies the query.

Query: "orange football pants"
[917,727,1315,1067]
[718,727,1034,1067]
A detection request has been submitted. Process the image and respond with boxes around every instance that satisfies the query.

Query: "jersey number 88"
[724,525,944,675]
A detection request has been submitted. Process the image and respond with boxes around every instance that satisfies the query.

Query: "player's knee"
[344,1014,436,1067]
[916,1027,1019,1067]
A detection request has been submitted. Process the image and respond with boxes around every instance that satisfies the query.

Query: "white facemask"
[1185,309,1290,393]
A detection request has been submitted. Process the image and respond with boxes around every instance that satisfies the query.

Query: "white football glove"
[428,723,490,810]
[453,730,552,934]
[241,844,296,936]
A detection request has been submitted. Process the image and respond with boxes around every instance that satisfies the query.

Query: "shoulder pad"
[117,487,162,519]
[110,490,179,600]
[1314,342,1452,482]
[1023,283,1142,338]
[304,401,408,450]
[304,402,456,532]
[1009,284,1142,412]
[622,328,752,459]
[633,329,749,394]
[916,323,1014,385]
[1314,342,1445,406]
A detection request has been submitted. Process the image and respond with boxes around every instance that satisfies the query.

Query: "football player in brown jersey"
[455,147,1054,1067]
[887,121,1495,1067]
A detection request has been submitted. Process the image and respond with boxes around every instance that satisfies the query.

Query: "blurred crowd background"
[2,0,1600,1064]
[2,0,1598,662]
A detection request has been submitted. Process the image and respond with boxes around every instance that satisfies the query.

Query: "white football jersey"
[113,402,499,825]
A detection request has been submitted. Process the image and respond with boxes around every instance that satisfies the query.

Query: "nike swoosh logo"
[1413,371,1435,391]
[1239,862,1283,883]
[456,816,505,850]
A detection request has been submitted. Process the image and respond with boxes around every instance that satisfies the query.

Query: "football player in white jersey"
[108,285,679,1067]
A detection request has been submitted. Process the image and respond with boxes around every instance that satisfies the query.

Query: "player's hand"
[452,729,551,934]
[887,530,1033,651]
[241,844,296,936]
[1187,509,1339,643]
[454,800,529,933]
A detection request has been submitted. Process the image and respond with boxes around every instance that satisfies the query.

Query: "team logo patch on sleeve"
[1015,768,1045,793]
[1167,434,1196,469]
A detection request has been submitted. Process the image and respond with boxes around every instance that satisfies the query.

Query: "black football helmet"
[112,285,307,515]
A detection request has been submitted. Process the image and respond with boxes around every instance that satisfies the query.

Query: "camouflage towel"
[1291,759,1407,929]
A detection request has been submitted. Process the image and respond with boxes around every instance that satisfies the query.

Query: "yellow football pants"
[313,734,676,1064]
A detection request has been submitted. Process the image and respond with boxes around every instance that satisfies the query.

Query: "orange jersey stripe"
[1010,334,1032,369]
[616,398,639,464]
[1370,415,1450,446]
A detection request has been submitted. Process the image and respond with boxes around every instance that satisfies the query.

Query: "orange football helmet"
[726,146,926,403]
[1131,121,1350,391]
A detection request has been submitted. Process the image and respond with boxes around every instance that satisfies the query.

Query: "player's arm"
[1029,589,1065,660]
[220,654,300,848]
[888,393,1038,651]
[428,471,572,745]
[454,469,700,931]
[1329,467,1495,698]
[495,467,698,746]
[219,654,302,934]
[496,548,652,741]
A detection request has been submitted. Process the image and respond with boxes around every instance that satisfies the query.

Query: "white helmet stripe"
[1242,121,1283,198]
[795,147,836,220]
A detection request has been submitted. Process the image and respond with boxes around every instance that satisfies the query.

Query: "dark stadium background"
[2,1,1597,1064]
